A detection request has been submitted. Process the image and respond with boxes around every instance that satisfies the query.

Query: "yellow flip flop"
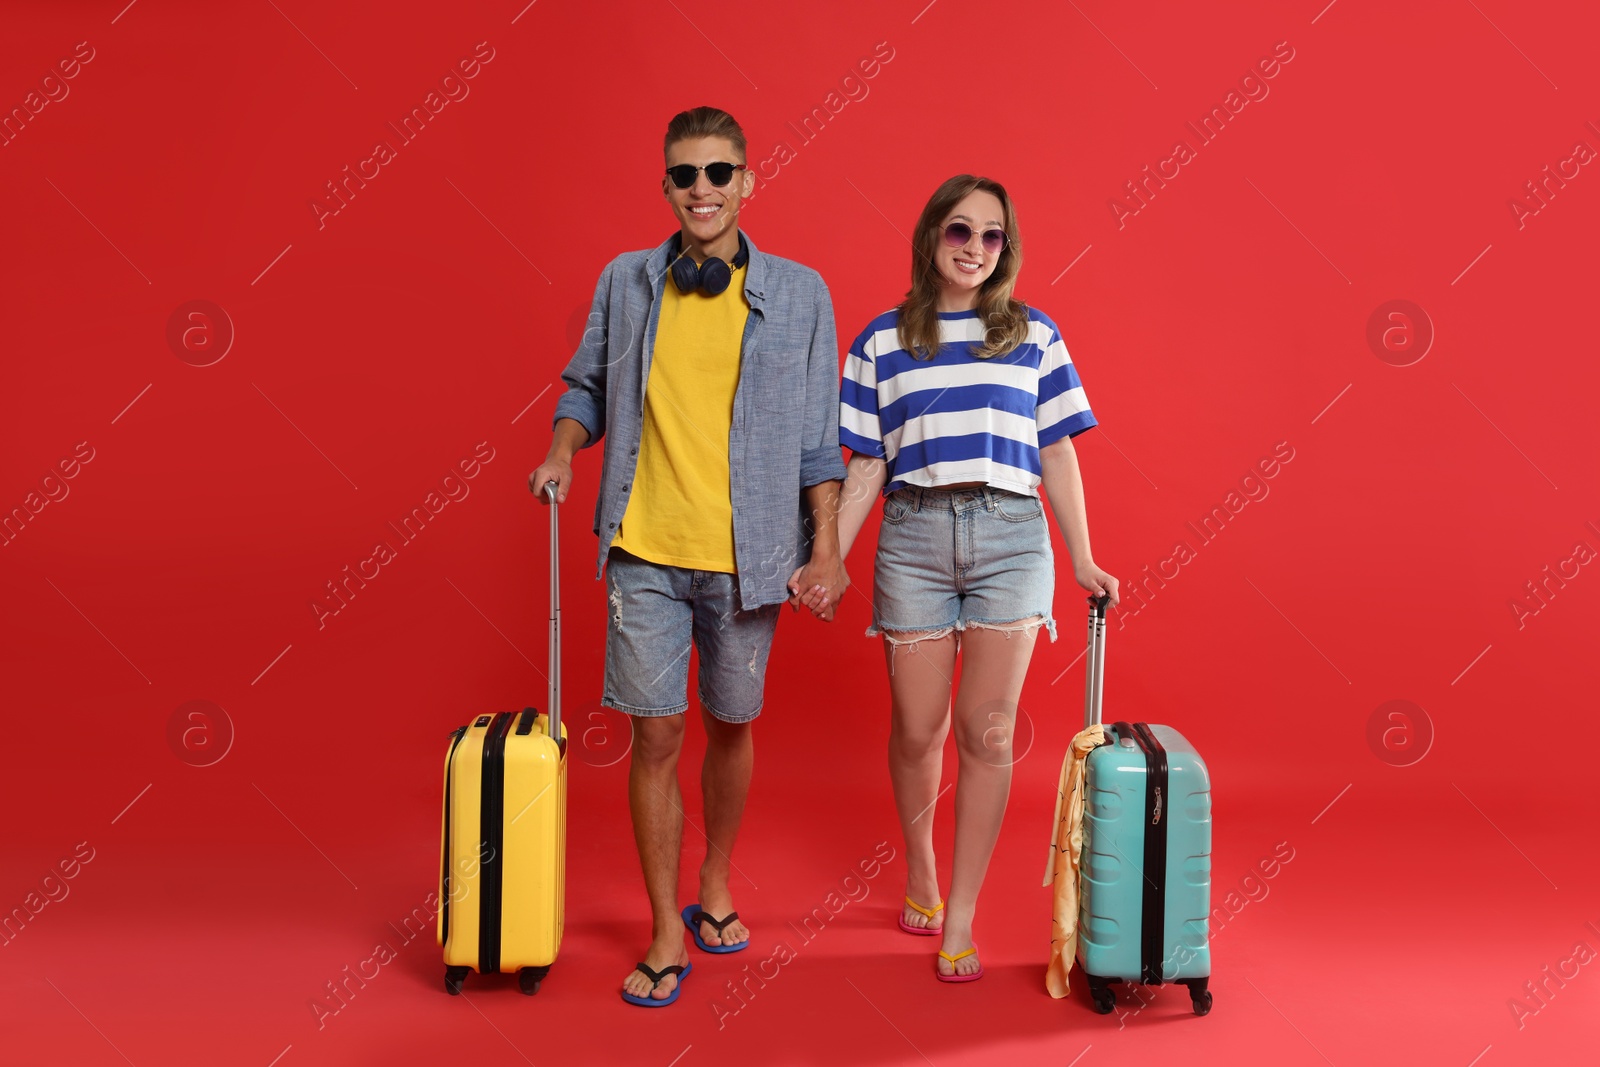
[898,895,944,936]
[936,945,983,983]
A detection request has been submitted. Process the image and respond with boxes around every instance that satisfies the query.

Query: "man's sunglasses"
[665,162,748,189]
[944,221,1009,255]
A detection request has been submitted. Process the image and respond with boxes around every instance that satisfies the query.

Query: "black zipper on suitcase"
[478,712,514,973]
[1131,722,1169,986]
[441,725,468,945]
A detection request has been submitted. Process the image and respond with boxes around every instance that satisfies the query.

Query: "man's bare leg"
[620,713,691,1001]
[695,705,752,948]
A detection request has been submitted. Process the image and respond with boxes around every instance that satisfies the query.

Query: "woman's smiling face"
[935,189,1006,299]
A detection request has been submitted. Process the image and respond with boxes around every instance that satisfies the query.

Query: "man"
[528,106,848,1006]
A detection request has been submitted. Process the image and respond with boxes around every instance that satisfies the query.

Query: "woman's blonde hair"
[896,174,1028,361]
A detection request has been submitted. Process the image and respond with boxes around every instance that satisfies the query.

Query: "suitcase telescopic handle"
[1084,594,1110,730]
[542,481,561,745]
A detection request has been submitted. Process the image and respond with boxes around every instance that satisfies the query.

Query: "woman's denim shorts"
[868,484,1059,647]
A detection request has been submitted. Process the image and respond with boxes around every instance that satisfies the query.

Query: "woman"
[821,174,1119,982]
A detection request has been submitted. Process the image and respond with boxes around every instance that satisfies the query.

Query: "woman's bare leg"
[939,618,1042,976]
[882,629,957,933]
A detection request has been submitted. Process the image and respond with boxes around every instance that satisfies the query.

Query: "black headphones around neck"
[668,231,749,296]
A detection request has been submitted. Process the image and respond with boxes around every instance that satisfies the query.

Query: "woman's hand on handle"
[1074,562,1120,609]
[1039,436,1118,608]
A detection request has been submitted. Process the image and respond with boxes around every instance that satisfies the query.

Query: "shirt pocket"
[746,361,806,433]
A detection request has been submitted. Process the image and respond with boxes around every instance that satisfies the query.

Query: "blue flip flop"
[620,960,692,1007]
[681,903,750,954]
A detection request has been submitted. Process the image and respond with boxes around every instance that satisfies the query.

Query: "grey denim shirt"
[552,231,848,611]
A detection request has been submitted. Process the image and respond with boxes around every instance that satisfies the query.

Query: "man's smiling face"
[663,136,753,251]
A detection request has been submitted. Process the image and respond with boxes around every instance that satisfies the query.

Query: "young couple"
[528,106,1119,1007]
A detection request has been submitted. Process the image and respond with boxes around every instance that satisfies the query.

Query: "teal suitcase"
[1075,595,1213,1015]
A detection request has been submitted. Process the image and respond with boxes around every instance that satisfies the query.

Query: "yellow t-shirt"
[610,263,748,573]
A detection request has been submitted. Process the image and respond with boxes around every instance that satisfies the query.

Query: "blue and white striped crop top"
[838,306,1097,495]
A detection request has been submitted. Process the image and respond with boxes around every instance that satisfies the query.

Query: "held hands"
[787,554,850,622]
[1074,561,1120,608]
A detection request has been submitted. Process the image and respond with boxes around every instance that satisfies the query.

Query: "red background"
[3,1,1597,1064]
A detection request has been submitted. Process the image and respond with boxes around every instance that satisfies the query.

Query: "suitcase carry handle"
[542,481,561,745]
[1084,594,1110,730]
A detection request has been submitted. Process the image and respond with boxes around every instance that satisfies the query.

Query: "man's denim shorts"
[868,485,1059,644]
[602,548,781,724]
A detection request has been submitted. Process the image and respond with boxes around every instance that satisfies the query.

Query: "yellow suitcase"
[438,484,568,995]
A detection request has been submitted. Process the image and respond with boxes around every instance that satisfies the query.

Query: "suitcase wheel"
[1183,978,1212,1016]
[1085,973,1116,1014]
[444,965,470,996]
[518,966,550,995]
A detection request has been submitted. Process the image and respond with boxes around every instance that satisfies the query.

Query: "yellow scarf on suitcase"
[1043,723,1104,998]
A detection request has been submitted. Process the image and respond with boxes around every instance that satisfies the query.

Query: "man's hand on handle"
[529,457,573,505]
[531,417,590,505]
